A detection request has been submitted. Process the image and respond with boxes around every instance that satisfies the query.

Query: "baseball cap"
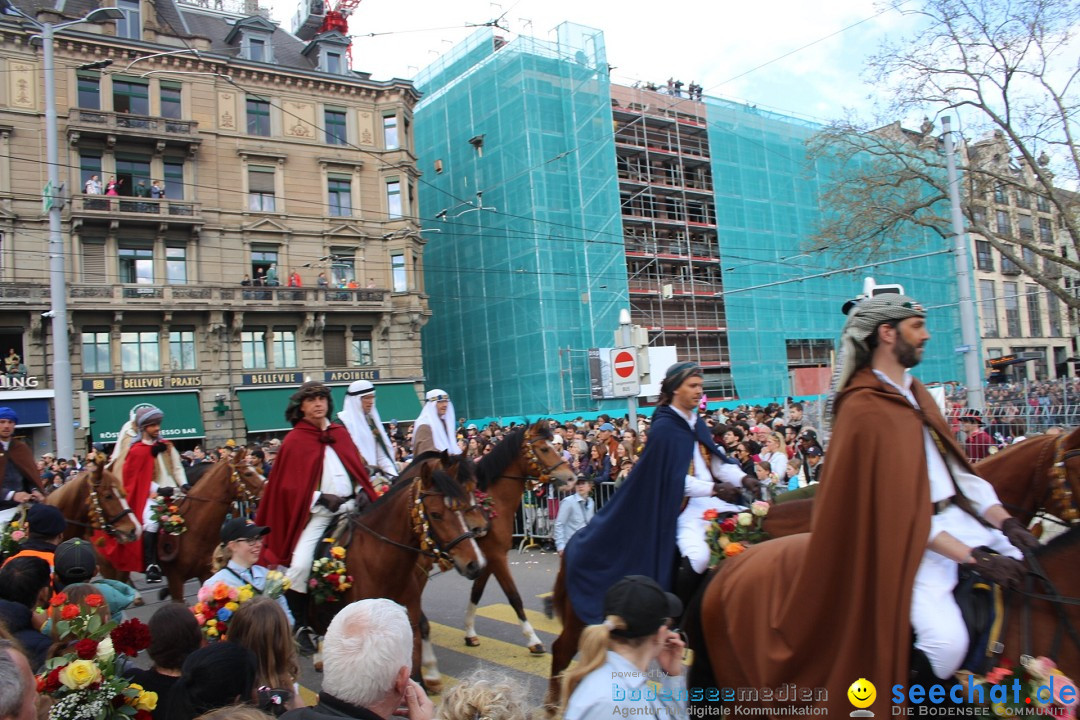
[805,447,823,458]
[54,538,99,585]
[550,434,564,445]
[220,518,270,544]
[27,504,66,537]
[798,429,818,441]
[603,575,682,639]
[598,423,615,432]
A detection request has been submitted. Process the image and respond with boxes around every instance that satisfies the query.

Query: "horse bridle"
[518,430,570,483]
[1046,437,1080,524]
[181,459,263,510]
[85,474,135,537]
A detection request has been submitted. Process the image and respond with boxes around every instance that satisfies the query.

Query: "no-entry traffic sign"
[610,348,640,397]
[613,350,636,378]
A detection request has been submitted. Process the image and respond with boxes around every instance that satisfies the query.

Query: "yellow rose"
[59,659,102,690]
[238,586,255,602]
[136,690,159,711]
[717,535,730,549]
[331,546,346,560]
[225,601,239,612]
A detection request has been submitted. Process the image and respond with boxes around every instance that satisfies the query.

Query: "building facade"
[0,0,427,454]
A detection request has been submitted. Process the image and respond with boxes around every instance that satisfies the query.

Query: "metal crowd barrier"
[512,482,619,550]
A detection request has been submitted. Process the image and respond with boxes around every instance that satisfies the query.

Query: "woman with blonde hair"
[759,431,788,484]
[561,576,686,720]
[227,597,304,715]
[438,670,529,720]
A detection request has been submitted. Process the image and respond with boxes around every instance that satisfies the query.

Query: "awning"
[0,394,53,428]
[91,392,205,443]
[237,382,422,434]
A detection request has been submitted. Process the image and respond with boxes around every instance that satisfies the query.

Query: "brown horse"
[314,451,487,680]
[48,455,140,545]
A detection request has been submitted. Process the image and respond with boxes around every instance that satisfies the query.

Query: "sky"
[268,0,921,125]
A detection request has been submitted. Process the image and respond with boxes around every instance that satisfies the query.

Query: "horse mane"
[474,420,554,491]
[1035,524,1080,558]
[363,452,474,513]
[48,470,90,507]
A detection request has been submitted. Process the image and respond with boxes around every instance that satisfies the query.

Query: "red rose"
[85,594,105,608]
[111,618,152,656]
[38,667,62,693]
[326,574,339,584]
[74,638,99,660]
[61,604,80,620]
[703,509,719,521]
[50,593,68,607]
[136,711,154,720]
[719,518,737,534]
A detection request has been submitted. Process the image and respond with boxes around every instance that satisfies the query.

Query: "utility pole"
[942,116,985,412]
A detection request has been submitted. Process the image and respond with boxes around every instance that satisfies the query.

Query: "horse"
[312,450,487,680]
[47,455,140,545]
[544,426,1080,710]
[93,453,265,603]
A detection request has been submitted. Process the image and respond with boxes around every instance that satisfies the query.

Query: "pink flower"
[196,586,211,603]
[984,666,1014,685]
[10,530,24,541]
[1050,674,1078,718]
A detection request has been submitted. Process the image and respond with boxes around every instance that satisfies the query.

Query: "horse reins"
[84,473,135,537]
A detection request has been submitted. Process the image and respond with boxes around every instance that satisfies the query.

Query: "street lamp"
[0,1,124,458]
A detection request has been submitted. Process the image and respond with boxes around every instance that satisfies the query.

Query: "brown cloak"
[701,367,975,716]
[0,438,44,498]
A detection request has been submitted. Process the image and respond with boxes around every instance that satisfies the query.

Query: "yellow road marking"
[474,603,563,636]
[298,685,318,706]
[536,591,552,598]
[428,621,551,678]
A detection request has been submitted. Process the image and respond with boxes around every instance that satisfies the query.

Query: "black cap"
[805,446,823,458]
[27,504,67,537]
[603,575,682,638]
[54,538,98,585]
[220,518,270,544]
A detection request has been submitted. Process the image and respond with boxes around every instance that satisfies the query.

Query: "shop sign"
[324,369,380,383]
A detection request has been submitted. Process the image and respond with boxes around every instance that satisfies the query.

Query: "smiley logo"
[847,678,876,709]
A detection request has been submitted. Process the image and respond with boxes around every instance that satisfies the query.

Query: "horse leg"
[463,568,492,647]
[544,562,581,713]
[418,611,443,694]
[489,554,544,654]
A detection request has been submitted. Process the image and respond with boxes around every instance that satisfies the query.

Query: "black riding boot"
[674,556,704,611]
[286,590,317,656]
[143,532,162,583]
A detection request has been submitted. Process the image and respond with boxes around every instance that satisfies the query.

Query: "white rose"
[737,512,753,527]
[96,636,115,663]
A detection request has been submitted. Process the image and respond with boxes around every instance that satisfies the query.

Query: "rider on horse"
[255,381,378,652]
[412,390,460,456]
[339,380,399,489]
[0,406,45,527]
[108,405,185,583]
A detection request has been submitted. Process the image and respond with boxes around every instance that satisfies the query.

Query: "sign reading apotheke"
[242,372,304,386]
[82,375,203,392]
[324,369,380,383]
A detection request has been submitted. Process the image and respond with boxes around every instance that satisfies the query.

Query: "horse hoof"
[132,595,145,607]
[464,636,480,647]
[424,678,443,694]
[528,643,546,655]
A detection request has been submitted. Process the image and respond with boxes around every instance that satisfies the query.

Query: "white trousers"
[141,499,159,534]
[677,497,745,574]
[911,505,1020,679]
[286,502,353,594]
[0,505,21,526]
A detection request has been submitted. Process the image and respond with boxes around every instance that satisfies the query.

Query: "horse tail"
[685,570,717,708]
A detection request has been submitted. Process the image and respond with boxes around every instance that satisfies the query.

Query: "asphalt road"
[124,543,565,709]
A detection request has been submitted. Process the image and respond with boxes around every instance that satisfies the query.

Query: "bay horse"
[544,426,1080,709]
[47,453,140,545]
[312,450,487,680]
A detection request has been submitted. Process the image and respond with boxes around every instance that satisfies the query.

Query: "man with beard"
[412,389,459,456]
[0,407,44,527]
[338,380,398,489]
[708,294,1039,715]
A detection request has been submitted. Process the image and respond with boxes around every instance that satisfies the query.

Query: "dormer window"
[117,0,141,40]
[302,31,351,76]
[249,38,266,62]
[325,51,343,74]
[225,16,277,64]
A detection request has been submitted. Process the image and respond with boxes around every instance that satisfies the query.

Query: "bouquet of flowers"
[309,542,352,604]
[0,512,28,559]
[36,593,155,720]
[148,496,185,536]
[260,569,291,599]
[705,500,770,569]
[977,656,1078,718]
[191,581,253,642]
[474,490,498,518]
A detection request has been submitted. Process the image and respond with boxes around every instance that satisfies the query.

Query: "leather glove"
[713,482,741,503]
[741,474,761,496]
[317,493,344,513]
[158,486,175,499]
[970,548,1026,589]
[150,441,169,457]
[1001,517,1040,553]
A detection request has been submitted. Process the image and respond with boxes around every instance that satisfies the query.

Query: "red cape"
[100,440,154,572]
[255,420,376,568]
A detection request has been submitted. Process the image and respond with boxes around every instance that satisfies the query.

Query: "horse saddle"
[953,564,1005,676]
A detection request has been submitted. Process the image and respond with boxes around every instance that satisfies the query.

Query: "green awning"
[92,392,204,443]
[237,382,421,434]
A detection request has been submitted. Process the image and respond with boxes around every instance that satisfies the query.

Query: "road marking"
[474,603,563,636]
[428,621,551,678]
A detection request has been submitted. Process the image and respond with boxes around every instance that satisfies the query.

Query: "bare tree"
[810,0,1080,308]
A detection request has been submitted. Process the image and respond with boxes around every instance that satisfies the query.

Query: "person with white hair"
[0,639,37,720]
[339,380,398,486]
[280,598,435,720]
[411,390,459,456]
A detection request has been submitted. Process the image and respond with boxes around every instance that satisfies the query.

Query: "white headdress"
[339,381,395,467]
[413,389,459,454]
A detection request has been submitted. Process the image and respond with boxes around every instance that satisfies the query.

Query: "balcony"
[67,284,390,310]
[68,195,204,229]
[67,109,201,152]
[0,284,49,305]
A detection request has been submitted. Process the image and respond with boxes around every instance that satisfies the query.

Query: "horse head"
[980,428,1080,526]
[416,458,486,580]
[88,456,141,543]
[522,419,576,493]
[228,450,267,505]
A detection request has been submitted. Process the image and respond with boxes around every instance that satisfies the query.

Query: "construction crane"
[315,0,361,64]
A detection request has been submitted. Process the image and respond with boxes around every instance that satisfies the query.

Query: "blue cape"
[564,405,736,624]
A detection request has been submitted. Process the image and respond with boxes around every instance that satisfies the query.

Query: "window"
[994,185,1008,204]
[1039,218,1053,244]
[383,115,398,149]
[251,248,278,283]
[246,97,271,136]
[971,206,986,227]
[1022,246,1037,268]
[248,166,276,211]
[1018,215,1034,240]
[82,331,110,374]
[241,330,267,369]
[164,160,184,200]
[166,246,187,284]
[80,152,103,205]
[1036,194,1051,213]
[351,327,373,366]
[996,210,1011,237]
[1048,295,1063,337]
[975,240,994,271]
[1015,190,1029,209]
[1026,284,1043,336]
[391,253,407,292]
[328,176,352,216]
[116,0,141,40]
[169,330,197,370]
[249,38,266,62]
[386,180,401,219]
[324,327,346,366]
[1001,249,1020,274]
[118,246,153,284]
[121,330,160,372]
[324,51,342,74]
[330,251,355,287]
[160,82,182,119]
[77,73,100,110]
[113,78,149,115]
[325,109,347,145]
[1003,281,1021,337]
[116,154,151,197]
[272,329,297,368]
